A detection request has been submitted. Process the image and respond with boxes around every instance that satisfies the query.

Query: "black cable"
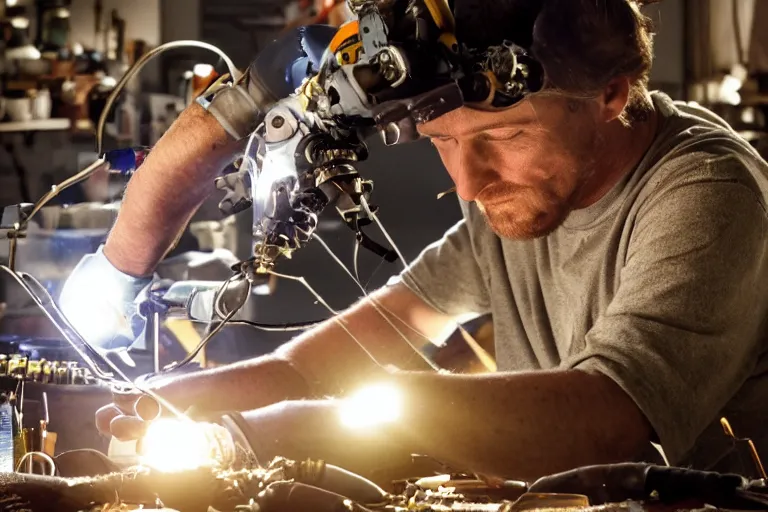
[351,236,388,292]
[363,252,388,291]
[228,319,324,332]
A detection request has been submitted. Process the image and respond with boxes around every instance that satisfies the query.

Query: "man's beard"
[475,181,574,240]
[475,159,596,240]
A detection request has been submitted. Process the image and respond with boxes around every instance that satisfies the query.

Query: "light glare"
[59,271,129,350]
[339,383,402,429]
[139,419,232,473]
[193,63,214,78]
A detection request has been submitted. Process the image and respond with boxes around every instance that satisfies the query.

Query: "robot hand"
[58,245,153,351]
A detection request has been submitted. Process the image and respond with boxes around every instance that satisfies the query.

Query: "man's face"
[418,93,602,240]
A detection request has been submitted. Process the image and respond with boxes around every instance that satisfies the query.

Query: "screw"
[271,116,285,129]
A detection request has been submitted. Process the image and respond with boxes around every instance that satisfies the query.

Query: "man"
[71,0,768,481]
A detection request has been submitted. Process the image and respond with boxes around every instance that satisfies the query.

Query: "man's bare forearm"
[152,283,451,413]
[390,369,653,480]
[233,368,654,482]
[105,103,238,276]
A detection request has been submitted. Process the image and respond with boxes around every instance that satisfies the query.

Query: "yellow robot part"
[330,20,364,65]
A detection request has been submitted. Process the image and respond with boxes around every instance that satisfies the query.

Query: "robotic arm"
[200,0,545,276]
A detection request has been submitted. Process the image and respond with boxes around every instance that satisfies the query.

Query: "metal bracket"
[358,7,389,58]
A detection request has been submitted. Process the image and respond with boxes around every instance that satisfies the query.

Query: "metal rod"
[39,420,46,460]
[0,265,192,425]
[18,379,24,428]
[748,439,768,480]
[721,417,767,480]
[0,266,115,381]
[42,392,48,425]
[721,417,737,439]
[40,391,49,458]
[153,311,161,373]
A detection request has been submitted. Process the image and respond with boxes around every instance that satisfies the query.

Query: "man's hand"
[94,353,316,441]
[239,399,419,485]
[59,245,152,350]
[236,369,652,483]
[95,389,155,441]
[92,282,453,438]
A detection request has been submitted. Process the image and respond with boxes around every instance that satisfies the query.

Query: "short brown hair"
[454,0,657,125]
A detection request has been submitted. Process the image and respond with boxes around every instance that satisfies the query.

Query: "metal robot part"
[209,0,545,273]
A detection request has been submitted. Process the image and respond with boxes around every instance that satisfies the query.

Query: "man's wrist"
[139,354,314,417]
[103,236,156,278]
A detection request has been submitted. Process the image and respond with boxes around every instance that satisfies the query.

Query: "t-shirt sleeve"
[561,156,768,464]
[395,215,492,318]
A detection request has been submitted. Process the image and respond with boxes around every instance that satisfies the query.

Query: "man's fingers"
[110,415,148,442]
[97,402,151,440]
[112,389,163,421]
[134,395,162,421]
[113,391,142,415]
[95,405,123,436]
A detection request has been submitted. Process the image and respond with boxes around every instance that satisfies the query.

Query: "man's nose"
[453,141,493,201]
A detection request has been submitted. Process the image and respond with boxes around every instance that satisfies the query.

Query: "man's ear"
[598,76,631,122]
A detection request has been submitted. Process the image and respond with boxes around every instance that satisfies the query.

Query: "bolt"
[271,116,285,129]
[379,52,390,62]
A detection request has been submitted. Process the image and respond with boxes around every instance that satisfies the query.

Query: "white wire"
[16,451,56,476]
[312,234,440,371]
[17,159,108,232]
[352,239,361,284]
[243,126,261,171]
[350,235,432,343]
[97,40,241,155]
[163,274,244,372]
[359,196,497,372]
[267,269,393,366]
[13,40,240,253]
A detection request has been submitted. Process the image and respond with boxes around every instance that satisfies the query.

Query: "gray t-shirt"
[398,92,768,473]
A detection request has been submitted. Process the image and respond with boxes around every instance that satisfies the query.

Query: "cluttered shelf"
[0,119,71,133]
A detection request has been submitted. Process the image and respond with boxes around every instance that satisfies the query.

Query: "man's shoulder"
[634,150,768,231]
[651,147,767,191]
[636,96,768,210]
